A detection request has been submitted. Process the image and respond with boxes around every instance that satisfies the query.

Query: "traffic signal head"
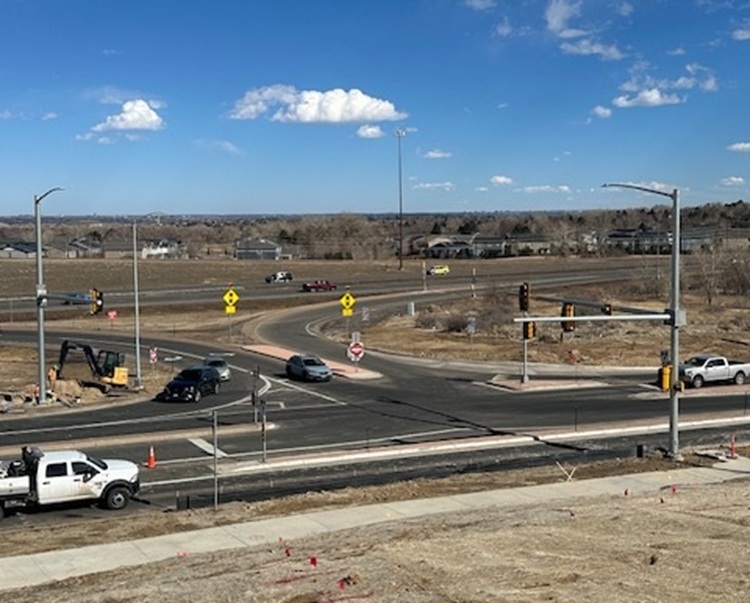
[523,320,535,340]
[90,288,104,314]
[518,282,530,312]
[561,302,575,332]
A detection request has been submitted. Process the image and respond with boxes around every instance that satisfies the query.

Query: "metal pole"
[133,221,142,389]
[602,182,682,458]
[668,188,681,458]
[34,187,63,405]
[212,410,218,510]
[35,196,45,405]
[261,399,267,463]
[396,129,405,271]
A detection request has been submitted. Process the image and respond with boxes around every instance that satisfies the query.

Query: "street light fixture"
[34,186,64,405]
[603,182,682,458]
[395,129,406,270]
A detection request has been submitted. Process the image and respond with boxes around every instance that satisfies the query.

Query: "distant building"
[235,238,282,260]
[66,237,103,259]
[141,239,185,259]
[0,241,37,259]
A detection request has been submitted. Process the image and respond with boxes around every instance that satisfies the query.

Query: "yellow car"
[426,264,450,276]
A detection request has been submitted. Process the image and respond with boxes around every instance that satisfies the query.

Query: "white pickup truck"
[0,447,140,520]
[679,354,750,388]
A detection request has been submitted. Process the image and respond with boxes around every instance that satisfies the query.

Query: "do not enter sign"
[347,341,365,362]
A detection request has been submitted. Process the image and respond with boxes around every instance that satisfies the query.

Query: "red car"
[301,280,338,292]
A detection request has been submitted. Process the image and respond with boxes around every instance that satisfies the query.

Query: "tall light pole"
[34,187,64,405]
[395,129,406,270]
[603,182,682,458]
[132,220,142,389]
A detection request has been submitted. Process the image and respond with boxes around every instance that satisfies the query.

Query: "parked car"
[285,354,333,382]
[426,265,450,276]
[301,280,338,292]
[203,356,231,382]
[265,271,293,284]
[156,366,221,402]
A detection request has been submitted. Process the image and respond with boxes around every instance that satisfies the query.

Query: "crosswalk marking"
[188,437,228,457]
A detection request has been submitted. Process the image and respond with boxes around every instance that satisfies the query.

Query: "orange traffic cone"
[146,445,156,469]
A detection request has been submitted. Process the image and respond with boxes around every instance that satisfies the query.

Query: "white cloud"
[490,175,513,186]
[667,47,686,56]
[612,88,683,108]
[545,0,582,35]
[727,142,750,152]
[592,105,612,118]
[424,149,452,159]
[91,99,165,132]
[0,109,12,120]
[475,186,489,192]
[41,112,57,121]
[617,2,633,17]
[85,86,143,105]
[356,124,384,139]
[560,39,624,60]
[229,84,406,123]
[413,181,455,191]
[522,185,571,193]
[75,132,114,144]
[620,62,718,96]
[495,17,512,37]
[732,28,750,41]
[721,176,745,186]
[194,139,243,155]
[465,0,496,10]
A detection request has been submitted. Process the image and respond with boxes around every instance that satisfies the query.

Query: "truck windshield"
[86,454,108,470]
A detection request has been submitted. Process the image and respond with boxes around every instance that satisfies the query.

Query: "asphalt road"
[2,257,749,525]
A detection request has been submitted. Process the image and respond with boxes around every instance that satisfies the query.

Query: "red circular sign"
[347,341,365,361]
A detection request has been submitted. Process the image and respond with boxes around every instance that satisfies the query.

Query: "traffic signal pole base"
[521,339,529,383]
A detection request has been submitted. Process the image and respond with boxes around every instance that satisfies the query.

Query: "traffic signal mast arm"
[514,312,671,325]
[534,295,660,316]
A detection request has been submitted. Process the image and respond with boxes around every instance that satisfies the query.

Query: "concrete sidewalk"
[2,456,750,592]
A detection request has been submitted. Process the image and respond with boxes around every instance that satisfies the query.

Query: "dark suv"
[156,366,221,402]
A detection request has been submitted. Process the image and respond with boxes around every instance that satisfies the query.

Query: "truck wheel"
[735,372,746,385]
[104,486,130,511]
[692,375,704,389]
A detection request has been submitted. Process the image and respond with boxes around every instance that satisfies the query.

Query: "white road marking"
[189,437,228,457]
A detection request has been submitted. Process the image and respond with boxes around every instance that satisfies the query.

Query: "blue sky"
[1,0,749,216]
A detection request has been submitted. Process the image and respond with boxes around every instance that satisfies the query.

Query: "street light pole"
[603,182,682,458]
[395,129,406,270]
[34,187,64,405]
[133,220,142,389]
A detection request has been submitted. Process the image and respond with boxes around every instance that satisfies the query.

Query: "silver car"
[203,357,232,382]
[285,354,333,382]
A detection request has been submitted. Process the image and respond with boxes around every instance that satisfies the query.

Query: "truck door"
[37,461,91,504]
[706,358,728,381]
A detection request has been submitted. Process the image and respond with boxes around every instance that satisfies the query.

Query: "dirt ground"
[3,261,750,600]
[5,465,750,603]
